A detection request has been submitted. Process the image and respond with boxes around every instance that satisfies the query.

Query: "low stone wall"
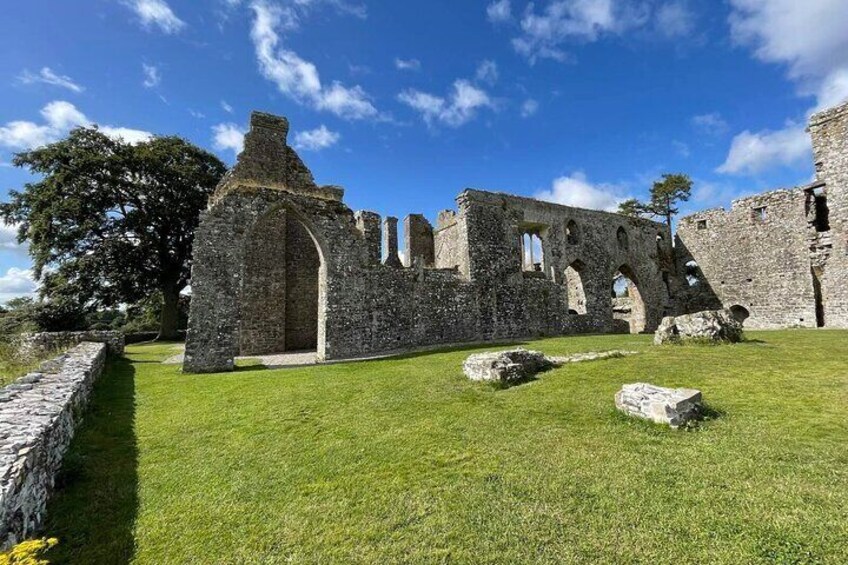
[17,331,124,357]
[0,342,108,549]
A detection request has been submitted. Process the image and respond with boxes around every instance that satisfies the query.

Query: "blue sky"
[2,0,848,302]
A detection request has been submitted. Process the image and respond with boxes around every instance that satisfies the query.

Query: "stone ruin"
[463,349,552,385]
[184,100,848,373]
[184,113,675,372]
[615,383,703,428]
[676,102,848,330]
[654,309,744,345]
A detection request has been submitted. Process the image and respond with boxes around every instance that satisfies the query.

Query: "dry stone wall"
[0,342,108,549]
[17,331,124,358]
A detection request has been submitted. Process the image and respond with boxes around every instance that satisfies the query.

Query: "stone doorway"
[240,207,322,355]
[612,265,646,334]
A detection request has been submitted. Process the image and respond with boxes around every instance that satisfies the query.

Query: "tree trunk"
[157,282,181,341]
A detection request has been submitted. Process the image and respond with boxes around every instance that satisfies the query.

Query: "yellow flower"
[0,538,58,565]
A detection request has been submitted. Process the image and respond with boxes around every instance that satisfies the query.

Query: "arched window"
[564,260,587,315]
[521,232,544,273]
[566,220,580,245]
[616,226,629,250]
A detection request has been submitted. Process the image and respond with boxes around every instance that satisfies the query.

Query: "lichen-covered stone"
[0,342,107,549]
[463,348,552,384]
[654,310,743,345]
[615,383,703,427]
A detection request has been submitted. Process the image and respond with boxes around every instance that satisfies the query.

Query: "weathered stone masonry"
[677,100,848,329]
[184,112,672,373]
[0,342,108,549]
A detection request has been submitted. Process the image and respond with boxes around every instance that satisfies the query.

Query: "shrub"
[0,538,58,565]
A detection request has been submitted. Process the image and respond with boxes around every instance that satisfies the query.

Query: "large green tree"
[0,127,226,339]
[617,173,693,233]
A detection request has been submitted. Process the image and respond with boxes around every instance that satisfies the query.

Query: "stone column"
[404,214,435,268]
[355,211,382,264]
[382,216,402,267]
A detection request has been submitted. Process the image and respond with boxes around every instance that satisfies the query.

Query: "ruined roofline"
[679,181,827,224]
[808,98,848,128]
[211,111,344,205]
[459,188,667,229]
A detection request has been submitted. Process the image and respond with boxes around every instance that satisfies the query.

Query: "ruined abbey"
[183,101,848,373]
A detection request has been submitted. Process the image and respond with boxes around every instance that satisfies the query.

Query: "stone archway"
[729,305,750,325]
[612,264,646,334]
[240,204,327,356]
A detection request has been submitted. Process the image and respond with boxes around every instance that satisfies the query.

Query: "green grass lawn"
[45,331,848,564]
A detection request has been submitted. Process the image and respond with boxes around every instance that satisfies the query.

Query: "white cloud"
[124,0,186,34]
[655,1,695,38]
[0,267,37,304]
[398,80,494,128]
[534,171,626,211]
[0,223,28,256]
[395,58,421,71]
[718,0,848,176]
[729,0,848,82]
[18,67,84,93]
[504,1,697,63]
[293,125,340,150]
[487,0,512,23]
[99,126,155,144]
[0,101,151,150]
[221,100,234,113]
[142,63,161,88]
[475,60,499,84]
[521,98,539,117]
[0,122,54,150]
[692,112,729,136]
[250,0,378,120]
[512,0,650,63]
[812,67,848,112]
[717,124,811,175]
[212,123,246,156]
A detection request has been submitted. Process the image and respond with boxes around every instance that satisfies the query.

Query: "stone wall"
[240,206,287,355]
[284,213,320,351]
[17,331,124,358]
[0,342,108,549]
[676,99,848,329]
[809,102,848,328]
[184,112,671,372]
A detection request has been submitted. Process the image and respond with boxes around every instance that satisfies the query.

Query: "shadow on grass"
[611,401,725,432]
[46,355,138,564]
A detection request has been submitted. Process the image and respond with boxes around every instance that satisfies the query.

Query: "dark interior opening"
[812,267,826,328]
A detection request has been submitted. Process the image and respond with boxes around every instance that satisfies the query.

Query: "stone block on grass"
[615,383,703,428]
[463,348,552,385]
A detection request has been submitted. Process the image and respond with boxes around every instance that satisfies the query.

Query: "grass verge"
[45,331,848,564]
